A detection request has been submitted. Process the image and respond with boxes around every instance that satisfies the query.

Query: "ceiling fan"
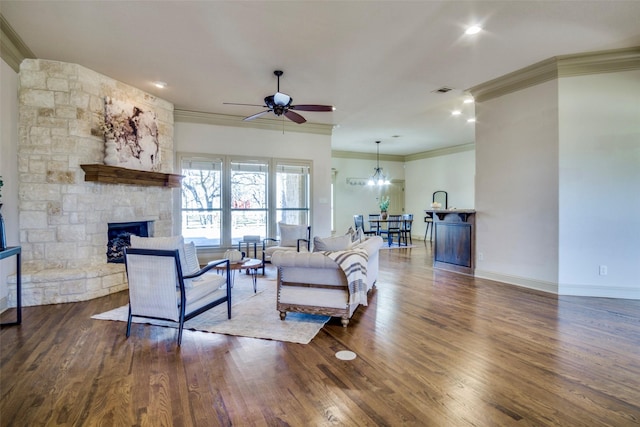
[224,70,334,124]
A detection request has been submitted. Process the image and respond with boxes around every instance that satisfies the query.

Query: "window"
[180,154,311,248]
[275,162,310,226]
[181,158,222,246]
[230,160,268,245]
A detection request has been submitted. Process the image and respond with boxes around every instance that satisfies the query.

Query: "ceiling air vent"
[432,87,453,94]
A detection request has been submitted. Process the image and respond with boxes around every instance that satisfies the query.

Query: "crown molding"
[174,109,333,136]
[556,46,640,77]
[469,46,640,102]
[0,14,36,72]
[331,150,405,162]
[332,143,475,162]
[404,143,475,162]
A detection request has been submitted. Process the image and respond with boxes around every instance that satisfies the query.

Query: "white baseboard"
[474,270,558,294]
[559,283,640,300]
[475,270,640,300]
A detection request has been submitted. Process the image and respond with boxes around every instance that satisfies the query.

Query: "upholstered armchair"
[124,235,231,346]
[262,222,310,274]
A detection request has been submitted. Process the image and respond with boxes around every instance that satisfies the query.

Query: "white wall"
[0,58,20,312]
[331,156,405,236]
[474,80,560,293]
[558,70,640,298]
[174,120,333,240]
[404,148,475,239]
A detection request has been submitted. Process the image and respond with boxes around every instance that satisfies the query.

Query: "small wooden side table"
[212,258,263,293]
[1,246,22,326]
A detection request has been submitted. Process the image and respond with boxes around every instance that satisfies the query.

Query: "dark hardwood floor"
[2,243,639,426]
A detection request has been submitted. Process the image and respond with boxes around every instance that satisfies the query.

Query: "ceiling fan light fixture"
[274,92,291,106]
[465,25,482,35]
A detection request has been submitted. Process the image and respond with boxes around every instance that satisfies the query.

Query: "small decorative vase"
[104,138,118,166]
[381,211,388,220]
[0,203,6,250]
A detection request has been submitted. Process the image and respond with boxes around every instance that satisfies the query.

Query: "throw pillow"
[278,222,308,247]
[183,241,200,274]
[345,226,362,244]
[313,234,352,252]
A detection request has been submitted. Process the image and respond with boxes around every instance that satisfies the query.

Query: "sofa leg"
[279,311,287,321]
[341,317,350,327]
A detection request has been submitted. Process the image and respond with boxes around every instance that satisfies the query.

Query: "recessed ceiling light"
[153,81,167,89]
[452,110,462,116]
[463,97,474,104]
[467,118,476,123]
[465,25,482,35]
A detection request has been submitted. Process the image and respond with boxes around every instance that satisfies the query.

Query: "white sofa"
[271,236,384,327]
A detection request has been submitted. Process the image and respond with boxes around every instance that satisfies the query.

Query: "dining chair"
[379,214,402,246]
[368,214,381,235]
[354,214,377,236]
[401,213,413,245]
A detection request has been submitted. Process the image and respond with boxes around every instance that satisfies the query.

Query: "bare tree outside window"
[182,160,222,246]
[180,155,310,248]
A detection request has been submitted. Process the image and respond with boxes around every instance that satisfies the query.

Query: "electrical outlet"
[599,265,608,276]
[478,252,484,261]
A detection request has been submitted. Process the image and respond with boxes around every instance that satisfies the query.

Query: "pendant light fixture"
[367,141,390,186]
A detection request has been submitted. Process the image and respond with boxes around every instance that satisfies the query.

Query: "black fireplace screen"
[107,221,151,263]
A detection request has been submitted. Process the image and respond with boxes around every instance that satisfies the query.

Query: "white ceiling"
[2,1,639,156]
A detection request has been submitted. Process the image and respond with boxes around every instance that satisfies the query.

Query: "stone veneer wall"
[10,59,175,306]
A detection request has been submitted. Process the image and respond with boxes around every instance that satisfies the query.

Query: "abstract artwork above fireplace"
[103,97,160,172]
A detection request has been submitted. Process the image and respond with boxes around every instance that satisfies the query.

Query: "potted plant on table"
[379,196,390,220]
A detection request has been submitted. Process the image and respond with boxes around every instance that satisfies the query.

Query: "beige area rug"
[91,273,330,344]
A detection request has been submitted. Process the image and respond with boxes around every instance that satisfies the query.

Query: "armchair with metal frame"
[123,247,231,347]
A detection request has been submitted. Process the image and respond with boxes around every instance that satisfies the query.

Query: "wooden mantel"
[80,164,183,188]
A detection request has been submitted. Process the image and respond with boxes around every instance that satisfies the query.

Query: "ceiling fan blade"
[243,110,271,121]
[224,102,266,107]
[290,104,334,112]
[284,110,306,124]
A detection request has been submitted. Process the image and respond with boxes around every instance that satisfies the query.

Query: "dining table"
[367,216,413,245]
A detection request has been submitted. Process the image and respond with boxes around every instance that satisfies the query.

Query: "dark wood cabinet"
[427,210,475,275]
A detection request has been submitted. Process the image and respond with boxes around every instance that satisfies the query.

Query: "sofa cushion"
[278,222,308,247]
[313,234,352,252]
[183,273,227,313]
[352,235,384,253]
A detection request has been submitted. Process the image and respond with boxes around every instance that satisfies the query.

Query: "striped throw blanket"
[323,248,369,306]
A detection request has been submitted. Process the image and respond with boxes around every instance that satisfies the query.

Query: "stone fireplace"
[8,59,176,307]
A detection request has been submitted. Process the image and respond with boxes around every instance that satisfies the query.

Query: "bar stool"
[424,213,433,241]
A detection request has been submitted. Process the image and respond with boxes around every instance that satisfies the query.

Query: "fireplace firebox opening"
[107,221,154,263]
